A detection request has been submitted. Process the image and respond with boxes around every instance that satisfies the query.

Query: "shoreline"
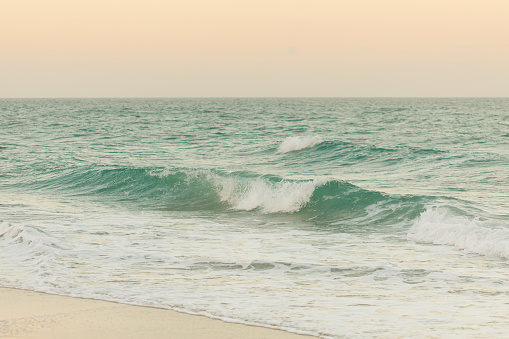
[0,287,318,339]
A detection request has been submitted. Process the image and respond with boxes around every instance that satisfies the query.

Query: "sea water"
[1,98,508,337]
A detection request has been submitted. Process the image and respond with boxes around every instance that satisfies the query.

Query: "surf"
[408,207,509,259]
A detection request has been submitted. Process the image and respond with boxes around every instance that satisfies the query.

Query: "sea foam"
[212,175,329,213]
[407,208,509,259]
[0,220,60,252]
[0,221,37,247]
[276,136,324,154]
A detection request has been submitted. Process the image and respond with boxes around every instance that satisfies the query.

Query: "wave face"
[16,165,430,229]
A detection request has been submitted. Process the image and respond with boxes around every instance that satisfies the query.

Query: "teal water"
[1,98,508,337]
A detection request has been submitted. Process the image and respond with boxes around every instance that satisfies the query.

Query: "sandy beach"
[0,287,316,339]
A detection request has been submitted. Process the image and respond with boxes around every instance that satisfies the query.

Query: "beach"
[0,287,316,338]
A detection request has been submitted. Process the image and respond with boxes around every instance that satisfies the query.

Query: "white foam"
[276,136,324,154]
[0,221,37,247]
[212,176,329,213]
[407,208,509,259]
[0,220,63,254]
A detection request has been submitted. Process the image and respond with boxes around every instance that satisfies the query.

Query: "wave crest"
[276,136,324,154]
[213,176,330,213]
[407,208,509,259]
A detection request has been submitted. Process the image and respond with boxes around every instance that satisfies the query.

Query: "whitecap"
[407,207,509,259]
[276,136,324,154]
[211,175,329,213]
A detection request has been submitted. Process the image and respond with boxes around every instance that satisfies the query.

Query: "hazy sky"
[2,0,509,97]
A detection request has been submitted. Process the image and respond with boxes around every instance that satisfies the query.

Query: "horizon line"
[1,96,508,100]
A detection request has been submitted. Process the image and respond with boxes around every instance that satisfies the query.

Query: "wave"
[407,207,509,259]
[10,165,509,260]
[213,175,329,213]
[274,137,446,158]
[18,166,427,226]
[271,138,450,175]
[276,136,324,154]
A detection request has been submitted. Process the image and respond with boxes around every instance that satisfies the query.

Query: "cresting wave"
[18,166,425,225]
[212,175,329,213]
[276,136,324,154]
[6,165,509,262]
[408,208,509,260]
[149,168,411,221]
[275,136,447,158]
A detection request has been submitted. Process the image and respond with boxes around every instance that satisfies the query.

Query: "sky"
[1,0,509,97]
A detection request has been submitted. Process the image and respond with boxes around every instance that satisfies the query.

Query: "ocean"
[1,98,508,337]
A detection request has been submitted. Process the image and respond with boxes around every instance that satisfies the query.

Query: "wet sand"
[0,287,317,339]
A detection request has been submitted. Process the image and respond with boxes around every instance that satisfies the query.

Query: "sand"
[0,287,317,339]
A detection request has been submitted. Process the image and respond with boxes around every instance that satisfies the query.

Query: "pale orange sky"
[1,0,508,97]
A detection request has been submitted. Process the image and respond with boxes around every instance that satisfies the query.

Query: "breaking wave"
[17,166,427,226]
[407,207,509,259]
[276,136,324,154]
[12,166,509,259]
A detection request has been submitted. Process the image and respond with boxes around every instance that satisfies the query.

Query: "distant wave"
[276,136,324,154]
[271,138,449,171]
[407,208,509,259]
